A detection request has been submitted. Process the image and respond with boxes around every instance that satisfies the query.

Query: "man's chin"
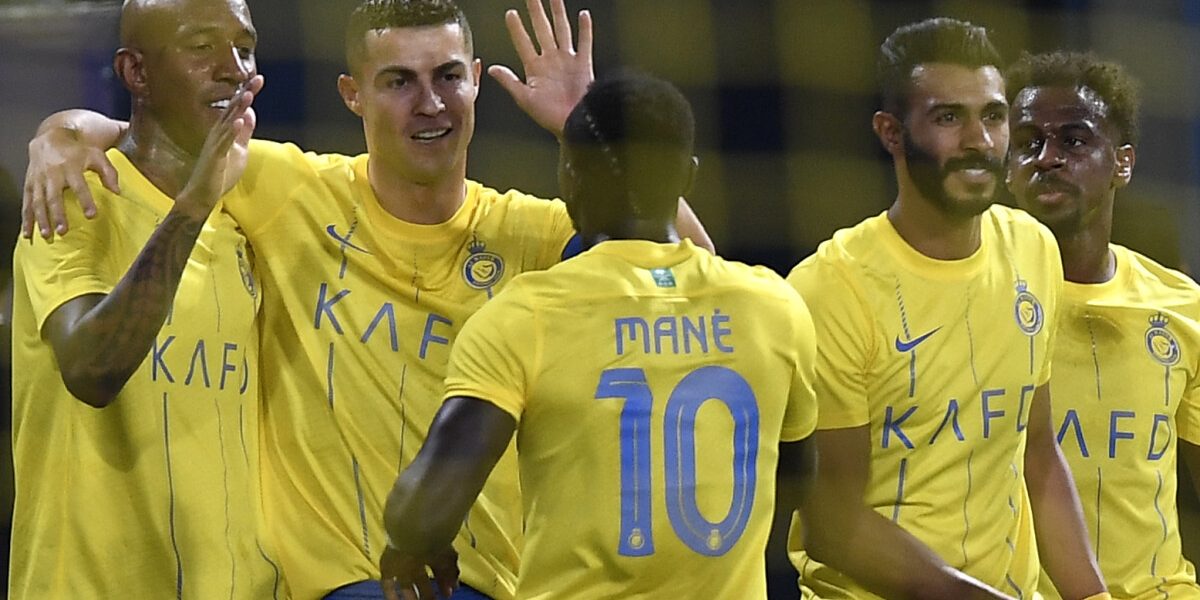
[934,193,994,219]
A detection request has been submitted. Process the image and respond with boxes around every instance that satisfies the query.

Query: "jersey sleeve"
[1174,300,1200,444]
[786,255,875,430]
[225,140,355,237]
[443,284,540,421]
[781,292,819,442]
[533,198,577,268]
[16,181,117,332]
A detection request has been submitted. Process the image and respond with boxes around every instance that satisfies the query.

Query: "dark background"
[3,0,1200,597]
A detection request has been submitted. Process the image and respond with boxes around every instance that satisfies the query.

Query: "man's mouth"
[412,128,451,141]
[209,99,233,110]
[952,167,995,183]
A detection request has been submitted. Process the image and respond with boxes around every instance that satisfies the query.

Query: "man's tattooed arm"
[38,83,257,407]
[43,208,208,407]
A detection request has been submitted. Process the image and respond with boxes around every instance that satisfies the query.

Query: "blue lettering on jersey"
[420,314,453,359]
[928,399,965,444]
[311,281,452,355]
[185,340,211,387]
[1057,410,1090,458]
[152,336,177,383]
[615,310,734,356]
[883,406,917,449]
[881,384,1036,449]
[1148,414,1171,460]
[1055,409,1174,461]
[362,302,399,351]
[148,336,250,394]
[981,388,1006,439]
[1109,411,1136,458]
[314,283,351,334]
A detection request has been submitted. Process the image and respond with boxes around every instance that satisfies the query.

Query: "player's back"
[465,238,817,599]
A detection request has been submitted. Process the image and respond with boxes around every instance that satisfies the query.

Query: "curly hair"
[1006,51,1140,145]
[345,0,473,74]
[878,17,1002,115]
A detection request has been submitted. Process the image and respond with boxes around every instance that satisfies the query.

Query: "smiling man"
[7,0,280,598]
[1006,51,1200,600]
[785,18,1107,600]
[17,1,712,599]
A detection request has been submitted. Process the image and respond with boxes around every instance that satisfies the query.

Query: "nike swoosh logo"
[895,327,942,353]
[326,225,371,254]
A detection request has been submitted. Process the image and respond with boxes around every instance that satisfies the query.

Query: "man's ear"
[113,48,146,95]
[1113,143,1136,188]
[337,74,363,116]
[682,155,700,197]
[872,110,905,156]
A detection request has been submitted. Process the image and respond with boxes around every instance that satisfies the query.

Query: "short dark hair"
[345,0,473,74]
[562,71,695,225]
[878,17,1002,115]
[1006,51,1140,146]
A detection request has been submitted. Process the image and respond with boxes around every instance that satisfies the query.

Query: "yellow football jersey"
[786,205,1062,599]
[230,140,575,600]
[1038,245,1200,600]
[443,239,819,600]
[9,150,279,599]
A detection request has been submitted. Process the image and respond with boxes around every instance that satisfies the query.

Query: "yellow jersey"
[444,239,819,599]
[1039,244,1200,600]
[231,140,576,600]
[9,150,279,599]
[786,205,1062,599]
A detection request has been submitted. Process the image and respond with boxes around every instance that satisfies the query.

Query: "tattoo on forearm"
[74,210,205,388]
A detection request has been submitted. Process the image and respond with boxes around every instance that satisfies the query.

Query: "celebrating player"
[8,0,279,597]
[18,1,711,598]
[1007,51,1200,599]
[786,18,1107,600]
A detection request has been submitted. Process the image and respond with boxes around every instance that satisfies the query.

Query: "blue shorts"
[324,579,492,600]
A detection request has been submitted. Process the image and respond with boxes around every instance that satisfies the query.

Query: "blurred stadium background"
[3,0,1200,597]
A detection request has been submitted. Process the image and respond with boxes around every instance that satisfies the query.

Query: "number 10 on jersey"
[595,366,760,557]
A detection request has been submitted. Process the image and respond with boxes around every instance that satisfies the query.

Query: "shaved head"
[120,0,251,49]
[114,0,257,156]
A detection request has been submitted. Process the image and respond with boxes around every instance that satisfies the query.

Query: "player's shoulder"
[983,204,1056,247]
[470,180,568,219]
[1117,244,1200,301]
[245,139,356,184]
[707,254,799,301]
[786,223,872,296]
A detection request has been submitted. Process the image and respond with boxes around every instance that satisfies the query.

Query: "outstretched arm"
[787,427,1015,600]
[23,76,263,240]
[1024,384,1107,599]
[382,396,517,600]
[41,85,256,408]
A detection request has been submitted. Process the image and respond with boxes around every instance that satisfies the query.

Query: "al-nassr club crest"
[462,238,505,291]
[1013,279,1044,336]
[236,242,257,299]
[1145,312,1181,366]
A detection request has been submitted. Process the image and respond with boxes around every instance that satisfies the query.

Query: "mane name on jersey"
[881,384,1036,449]
[614,310,734,356]
[150,335,251,394]
[313,282,455,359]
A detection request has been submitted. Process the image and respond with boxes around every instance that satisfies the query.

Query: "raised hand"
[21,74,263,239]
[488,0,594,138]
[174,77,260,222]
